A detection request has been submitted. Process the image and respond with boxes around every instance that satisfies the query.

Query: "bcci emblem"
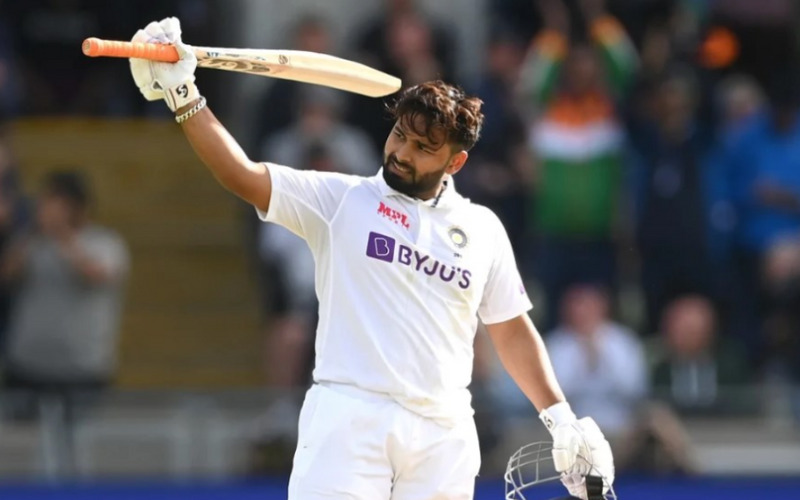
[448,226,468,249]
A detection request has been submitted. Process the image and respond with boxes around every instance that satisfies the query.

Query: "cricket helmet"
[504,441,617,500]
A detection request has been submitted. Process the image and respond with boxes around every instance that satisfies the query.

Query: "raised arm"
[128,17,272,212]
[580,0,638,96]
[176,104,272,212]
[518,0,570,106]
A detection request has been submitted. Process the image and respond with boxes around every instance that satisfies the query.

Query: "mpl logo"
[377,201,410,230]
[366,232,471,289]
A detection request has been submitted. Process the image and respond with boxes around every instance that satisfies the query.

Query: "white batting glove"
[540,402,615,499]
[129,17,199,111]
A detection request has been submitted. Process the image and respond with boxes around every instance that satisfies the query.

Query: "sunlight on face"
[382,115,463,200]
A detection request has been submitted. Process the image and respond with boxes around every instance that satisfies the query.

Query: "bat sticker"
[199,58,273,74]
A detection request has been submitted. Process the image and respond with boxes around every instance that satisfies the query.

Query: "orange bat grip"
[82,37,179,62]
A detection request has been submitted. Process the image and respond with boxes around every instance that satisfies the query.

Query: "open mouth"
[389,159,412,175]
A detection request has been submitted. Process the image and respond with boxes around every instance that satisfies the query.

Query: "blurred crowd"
[0,123,129,474]
[2,0,800,477]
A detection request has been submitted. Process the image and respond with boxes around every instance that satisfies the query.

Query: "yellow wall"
[9,119,263,388]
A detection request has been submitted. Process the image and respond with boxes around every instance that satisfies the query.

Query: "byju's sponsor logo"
[366,232,471,289]
[365,232,396,263]
[377,201,410,230]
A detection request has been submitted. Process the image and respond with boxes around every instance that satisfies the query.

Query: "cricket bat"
[82,37,402,98]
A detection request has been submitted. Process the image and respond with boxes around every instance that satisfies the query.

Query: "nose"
[394,142,413,164]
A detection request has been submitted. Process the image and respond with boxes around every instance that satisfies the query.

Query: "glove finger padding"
[551,424,580,472]
[143,20,169,43]
[154,40,198,111]
[129,29,162,101]
[159,16,182,42]
[574,418,615,492]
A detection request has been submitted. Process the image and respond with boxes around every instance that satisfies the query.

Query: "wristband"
[164,81,200,112]
[539,401,577,432]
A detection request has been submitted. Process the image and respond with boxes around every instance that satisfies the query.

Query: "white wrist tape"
[164,81,200,112]
[539,401,577,432]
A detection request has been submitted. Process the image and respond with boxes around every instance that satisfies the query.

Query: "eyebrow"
[395,124,443,150]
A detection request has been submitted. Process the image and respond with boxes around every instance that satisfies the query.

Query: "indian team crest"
[447,226,468,249]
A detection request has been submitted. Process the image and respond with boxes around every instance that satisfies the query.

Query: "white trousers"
[288,383,481,500]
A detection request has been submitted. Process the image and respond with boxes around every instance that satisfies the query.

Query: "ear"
[445,151,469,175]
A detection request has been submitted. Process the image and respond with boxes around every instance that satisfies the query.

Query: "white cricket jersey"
[257,164,533,425]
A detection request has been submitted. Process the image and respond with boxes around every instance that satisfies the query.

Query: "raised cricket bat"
[82,37,401,98]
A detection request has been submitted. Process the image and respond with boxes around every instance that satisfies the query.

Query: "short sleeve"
[86,230,130,283]
[257,163,360,240]
[478,217,533,325]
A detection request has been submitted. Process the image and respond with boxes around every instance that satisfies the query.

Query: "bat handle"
[82,37,180,62]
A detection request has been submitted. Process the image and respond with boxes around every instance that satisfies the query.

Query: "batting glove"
[129,17,199,111]
[540,402,615,499]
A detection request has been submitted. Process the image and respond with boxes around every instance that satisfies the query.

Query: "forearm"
[63,248,113,284]
[489,315,565,411]
[589,15,638,93]
[176,101,271,211]
[518,31,566,105]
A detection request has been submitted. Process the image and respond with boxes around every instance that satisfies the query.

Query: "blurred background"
[1,0,800,498]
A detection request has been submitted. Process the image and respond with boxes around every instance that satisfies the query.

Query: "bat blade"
[192,47,401,97]
[82,38,401,98]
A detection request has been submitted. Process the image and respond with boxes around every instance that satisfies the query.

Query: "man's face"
[562,286,608,334]
[382,116,462,200]
[36,193,75,235]
[564,45,601,95]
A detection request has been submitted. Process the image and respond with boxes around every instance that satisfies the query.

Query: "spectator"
[760,236,800,411]
[706,73,765,264]
[1,169,129,476]
[719,69,800,365]
[247,14,334,156]
[649,294,753,416]
[615,401,698,476]
[351,0,455,84]
[518,0,638,330]
[487,283,648,444]
[545,284,648,440]
[260,86,379,178]
[348,0,456,150]
[0,121,31,356]
[629,69,717,334]
[460,26,531,254]
[703,74,765,332]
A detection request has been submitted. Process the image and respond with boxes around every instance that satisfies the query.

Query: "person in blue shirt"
[716,68,800,367]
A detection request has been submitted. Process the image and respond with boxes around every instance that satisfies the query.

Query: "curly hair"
[386,80,484,151]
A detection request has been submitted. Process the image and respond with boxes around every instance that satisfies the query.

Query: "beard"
[382,153,447,199]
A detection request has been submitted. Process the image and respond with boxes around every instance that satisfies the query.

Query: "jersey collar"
[374,168,460,209]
